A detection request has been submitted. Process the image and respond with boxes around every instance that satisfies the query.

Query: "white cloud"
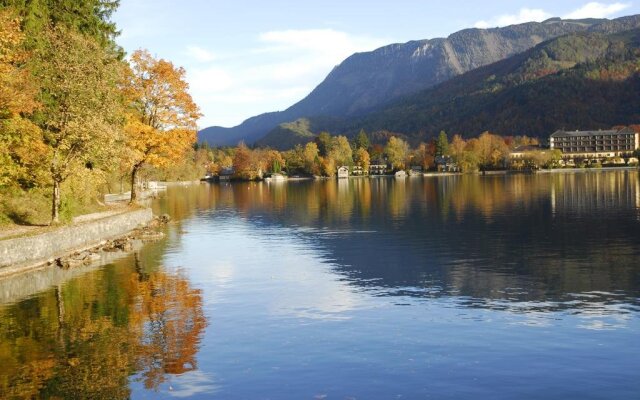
[563,2,631,19]
[185,29,390,127]
[474,2,632,29]
[474,8,552,29]
[186,45,217,62]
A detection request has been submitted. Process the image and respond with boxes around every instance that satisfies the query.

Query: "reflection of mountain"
[176,172,640,311]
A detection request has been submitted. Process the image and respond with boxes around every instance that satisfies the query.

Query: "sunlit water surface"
[1,172,640,399]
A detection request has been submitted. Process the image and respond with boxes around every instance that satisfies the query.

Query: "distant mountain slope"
[199,16,627,147]
[348,28,640,142]
[258,27,640,148]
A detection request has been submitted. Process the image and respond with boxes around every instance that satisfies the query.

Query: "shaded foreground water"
[1,172,640,399]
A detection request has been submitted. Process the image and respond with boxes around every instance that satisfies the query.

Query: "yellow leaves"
[123,50,200,174]
[0,117,48,187]
[124,117,195,168]
[354,147,370,170]
[0,10,38,119]
[385,136,410,170]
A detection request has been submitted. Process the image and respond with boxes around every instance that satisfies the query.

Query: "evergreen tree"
[354,129,370,150]
[436,131,449,157]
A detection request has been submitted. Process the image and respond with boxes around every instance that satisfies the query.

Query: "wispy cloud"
[474,2,632,29]
[186,45,217,62]
[186,29,390,127]
[564,2,631,19]
[474,8,552,29]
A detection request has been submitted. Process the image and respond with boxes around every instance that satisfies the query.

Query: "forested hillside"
[258,28,640,148]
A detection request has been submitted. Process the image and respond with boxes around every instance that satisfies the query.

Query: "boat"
[394,170,407,178]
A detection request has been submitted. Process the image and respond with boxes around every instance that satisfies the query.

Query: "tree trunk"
[130,165,139,204]
[51,179,61,224]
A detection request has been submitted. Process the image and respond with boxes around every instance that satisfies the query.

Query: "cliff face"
[287,19,597,118]
[199,16,640,147]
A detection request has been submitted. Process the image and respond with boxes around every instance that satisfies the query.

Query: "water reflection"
[151,172,640,313]
[0,171,639,398]
[0,248,206,398]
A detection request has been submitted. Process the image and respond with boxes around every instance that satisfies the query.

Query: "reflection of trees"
[130,270,207,389]
[164,172,640,313]
[0,255,206,398]
[151,172,640,230]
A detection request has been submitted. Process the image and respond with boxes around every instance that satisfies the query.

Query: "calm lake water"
[1,172,640,399]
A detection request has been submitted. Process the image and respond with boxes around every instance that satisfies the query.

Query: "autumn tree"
[303,142,321,175]
[0,10,44,187]
[354,147,370,172]
[321,156,336,177]
[283,145,304,174]
[449,134,466,163]
[123,49,201,202]
[476,131,509,170]
[413,142,435,171]
[33,27,123,223]
[328,135,353,166]
[385,136,409,170]
[264,149,285,174]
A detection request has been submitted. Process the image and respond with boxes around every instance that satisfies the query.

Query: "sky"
[113,1,640,129]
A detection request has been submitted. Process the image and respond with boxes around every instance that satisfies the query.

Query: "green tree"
[34,27,123,223]
[353,129,370,150]
[436,130,449,157]
[315,131,332,157]
[1,0,121,50]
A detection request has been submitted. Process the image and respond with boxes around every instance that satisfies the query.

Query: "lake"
[1,171,640,399]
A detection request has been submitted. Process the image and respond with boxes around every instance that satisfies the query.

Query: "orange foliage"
[123,49,201,200]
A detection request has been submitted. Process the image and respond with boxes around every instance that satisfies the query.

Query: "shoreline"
[0,208,156,279]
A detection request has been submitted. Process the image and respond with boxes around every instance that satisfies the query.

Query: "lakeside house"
[369,164,388,175]
[337,166,349,178]
[509,145,545,159]
[219,167,234,181]
[550,128,639,159]
[435,156,458,172]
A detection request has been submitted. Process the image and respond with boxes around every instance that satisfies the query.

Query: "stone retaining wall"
[0,208,153,277]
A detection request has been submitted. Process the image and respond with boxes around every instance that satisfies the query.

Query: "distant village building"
[352,166,365,176]
[509,145,545,159]
[369,164,388,175]
[550,128,639,159]
[337,166,349,178]
[219,167,234,181]
[435,156,458,172]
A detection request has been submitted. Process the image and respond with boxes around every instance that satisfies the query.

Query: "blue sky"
[113,1,640,128]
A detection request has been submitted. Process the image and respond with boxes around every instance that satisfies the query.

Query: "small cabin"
[337,166,349,179]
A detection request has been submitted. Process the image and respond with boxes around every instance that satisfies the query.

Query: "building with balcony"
[549,128,639,159]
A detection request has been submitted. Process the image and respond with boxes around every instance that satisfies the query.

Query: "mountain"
[199,17,615,147]
[255,16,640,149]
[336,27,640,144]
